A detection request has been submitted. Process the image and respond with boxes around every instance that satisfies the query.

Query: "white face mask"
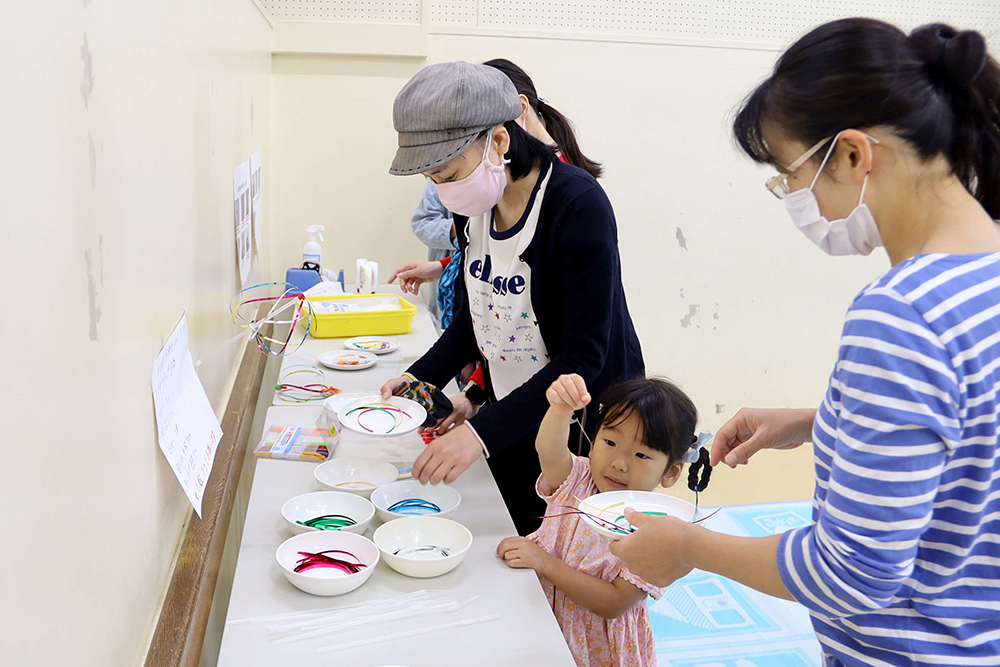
[783,135,882,256]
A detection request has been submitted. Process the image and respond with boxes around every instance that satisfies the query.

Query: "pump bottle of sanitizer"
[304,226,325,265]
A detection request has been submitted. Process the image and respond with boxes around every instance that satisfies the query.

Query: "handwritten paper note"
[234,160,252,285]
[250,150,263,252]
[151,314,224,518]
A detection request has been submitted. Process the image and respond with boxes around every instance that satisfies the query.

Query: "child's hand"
[497,537,552,575]
[546,374,591,414]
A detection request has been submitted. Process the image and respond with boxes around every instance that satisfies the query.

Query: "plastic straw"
[316,614,501,654]
[227,589,434,626]
[273,597,477,645]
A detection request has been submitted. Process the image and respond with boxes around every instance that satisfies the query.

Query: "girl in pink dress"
[497,374,713,667]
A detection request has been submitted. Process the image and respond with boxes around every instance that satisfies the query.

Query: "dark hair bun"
[910,24,989,88]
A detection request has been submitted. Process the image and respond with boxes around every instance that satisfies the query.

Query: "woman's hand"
[545,374,591,415]
[412,422,483,484]
[380,376,411,401]
[431,391,476,435]
[497,537,552,575]
[388,260,444,295]
[609,510,698,587]
[711,408,816,468]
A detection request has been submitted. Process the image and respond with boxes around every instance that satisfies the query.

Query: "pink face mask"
[435,137,509,217]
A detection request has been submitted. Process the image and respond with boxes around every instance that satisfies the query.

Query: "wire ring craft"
[231,282,314,357]
[276,364,340,403]
[344,404,412,434]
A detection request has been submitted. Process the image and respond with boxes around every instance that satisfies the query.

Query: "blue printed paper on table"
[651,501,821,667]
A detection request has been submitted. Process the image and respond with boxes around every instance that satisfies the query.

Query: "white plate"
[322,392,380,417]
[344,336,400,355]
[576,490,697,540]
[318,350,377,371]
[338,396,426,438]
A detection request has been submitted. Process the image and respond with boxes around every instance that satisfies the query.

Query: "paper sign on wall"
[150,314,224,518]
[234,160,252,285]
[250,150,263,252]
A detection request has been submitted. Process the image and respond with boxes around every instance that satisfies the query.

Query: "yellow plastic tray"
[304,293,418,338]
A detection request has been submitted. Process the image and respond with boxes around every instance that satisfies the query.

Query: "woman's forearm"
[691,530,793,600]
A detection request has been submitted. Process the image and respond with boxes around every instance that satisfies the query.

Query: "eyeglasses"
[765,132,881,200]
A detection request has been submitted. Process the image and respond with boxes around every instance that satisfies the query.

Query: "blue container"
[285,267,322,294]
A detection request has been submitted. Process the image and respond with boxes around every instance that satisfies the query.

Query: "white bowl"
[373,517,472,578]
[370,479,461,522]
[275,531,380,596]
[314,457,400,498]
[281,491,376,535]
[577,490,697,540]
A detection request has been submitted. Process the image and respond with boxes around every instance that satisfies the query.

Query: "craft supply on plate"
[318,350,377,371]
[254,426,336,462]
[231,282,313,356]
[570,490,699,540]
[344,336,400,354]
[337,396,426,438]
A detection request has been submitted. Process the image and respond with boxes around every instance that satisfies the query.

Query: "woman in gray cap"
[381,61,643,534]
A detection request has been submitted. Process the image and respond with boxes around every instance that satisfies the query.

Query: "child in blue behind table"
[497,374,713,667]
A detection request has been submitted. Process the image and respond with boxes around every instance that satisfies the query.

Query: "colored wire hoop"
[387,498,441,515]
[344,404,412,434]
[230,282,314,357]
[393,545,451,558]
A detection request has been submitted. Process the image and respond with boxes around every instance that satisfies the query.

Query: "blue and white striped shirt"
[779,252,1000,666]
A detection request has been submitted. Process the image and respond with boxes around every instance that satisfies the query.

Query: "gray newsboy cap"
[389,61,522,176]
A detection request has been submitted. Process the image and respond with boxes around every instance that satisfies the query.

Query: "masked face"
[434,136,509,217]
[783,132,882,256]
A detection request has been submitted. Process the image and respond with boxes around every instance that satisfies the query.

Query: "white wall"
[0,2,271,665]
[270,34,886,434]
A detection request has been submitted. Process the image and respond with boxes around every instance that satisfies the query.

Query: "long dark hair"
[733,19,1000,218]
[484,58,604,179]
[597,377,712,493]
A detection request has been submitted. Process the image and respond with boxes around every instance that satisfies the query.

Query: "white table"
[216,289,576,667]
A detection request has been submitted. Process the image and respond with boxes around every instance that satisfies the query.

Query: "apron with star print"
[465,166,551,400]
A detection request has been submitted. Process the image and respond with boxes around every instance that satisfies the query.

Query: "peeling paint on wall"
[88,132,97,187]
[85,248,102,341]
[680,304,700,328]
[675,227,687,250]
[80,34,95,108]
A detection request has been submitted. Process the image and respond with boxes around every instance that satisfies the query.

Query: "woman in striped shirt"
[611,18,1000,667]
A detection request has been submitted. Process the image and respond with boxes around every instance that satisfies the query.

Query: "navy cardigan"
[407,158,644,455]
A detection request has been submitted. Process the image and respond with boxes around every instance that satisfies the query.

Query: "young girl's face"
[589,410,683,493]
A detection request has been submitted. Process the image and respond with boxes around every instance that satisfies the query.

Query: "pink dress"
[528,455,664,667]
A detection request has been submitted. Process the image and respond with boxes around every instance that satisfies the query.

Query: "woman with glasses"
[610,18,1000,667]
